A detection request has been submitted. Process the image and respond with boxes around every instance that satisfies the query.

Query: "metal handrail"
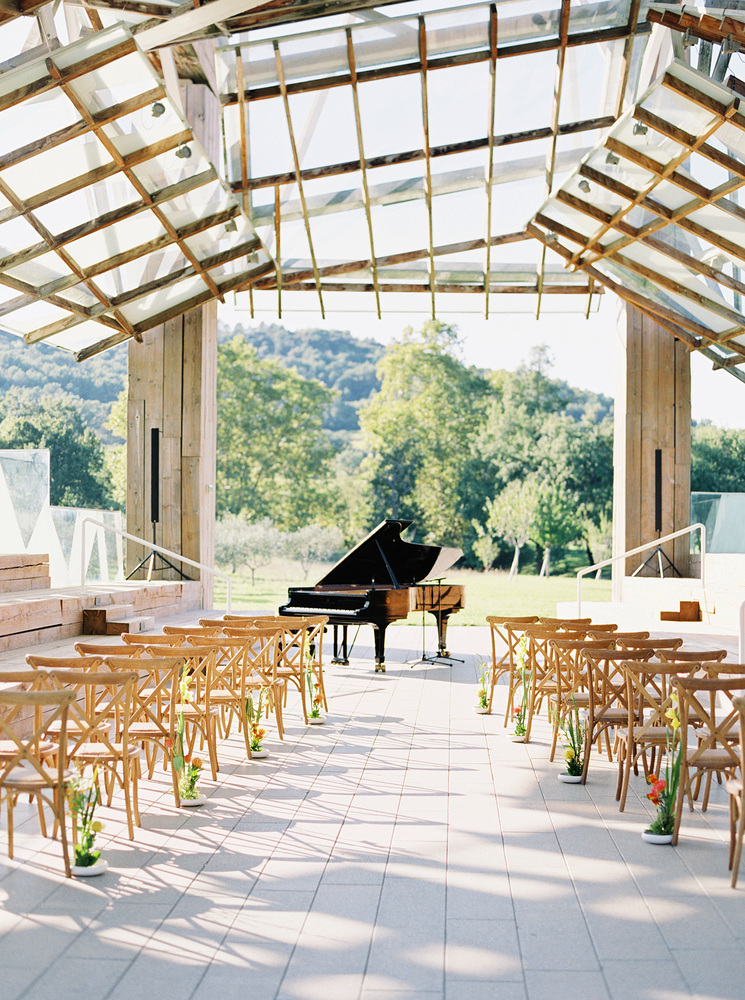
[576,523,706,617]
[80,517,232,612]
[739,599,745,664]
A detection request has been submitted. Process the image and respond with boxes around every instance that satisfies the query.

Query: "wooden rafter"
[235,50,250,216]
[273,40,324,318]
[222,21,650,104]
[236,116,615,192]
[567,88,738,266]
[536,0,570,320]
[484,4,497,320]
[274,280,595,294]
[47,57,224,304]
[647,7,745,50]
[418,16,436,319]
[253,231,530,289]
[275,184,282,318]
[615,0,642,118]
[346,27,380,319]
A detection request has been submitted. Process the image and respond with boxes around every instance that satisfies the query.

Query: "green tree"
[216,337,337,529]
[104,389,127,510]
[485,477,540,580]
[0,389,112,508]
[692,424,745,492]
[531,478,582,576]
[359,320,492,547]
[214,514,283,582]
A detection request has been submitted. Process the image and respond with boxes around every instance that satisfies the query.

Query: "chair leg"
[731,796,745,888]
[57,790,71,878]
[122,764,135,841]
[7,790,15,860]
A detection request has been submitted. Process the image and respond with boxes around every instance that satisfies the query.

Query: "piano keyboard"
[285,606,360,616]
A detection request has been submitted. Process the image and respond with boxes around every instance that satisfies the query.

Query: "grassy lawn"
[213,561,611,623]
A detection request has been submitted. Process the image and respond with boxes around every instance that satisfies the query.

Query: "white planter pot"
[308,717,325,725]
[511,735,526,743]
[179,795,206,808]
[72,859,108,877]
[475,706,490,714]
[251,749,269,758]
[641,830,673,845]
[558,773,583,783]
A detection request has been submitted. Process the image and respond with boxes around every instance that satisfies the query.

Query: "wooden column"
[612,303,691,597]
[126,303,217,606]
[125,78,218,606]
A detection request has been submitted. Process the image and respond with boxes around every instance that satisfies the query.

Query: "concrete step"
[106,615,156,635]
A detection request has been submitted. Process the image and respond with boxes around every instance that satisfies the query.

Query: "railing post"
[739,600,745,664]
[80,518,88,587]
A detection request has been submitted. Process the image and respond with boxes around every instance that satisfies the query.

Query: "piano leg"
[437,612,450,658]
[332,625,350,666]
[373,626,387,673]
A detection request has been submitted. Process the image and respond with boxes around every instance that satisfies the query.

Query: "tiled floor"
[1,621,744,1000]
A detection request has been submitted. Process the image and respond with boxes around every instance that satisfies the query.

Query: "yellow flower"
[91,820,104,833]
[564,748,575,762]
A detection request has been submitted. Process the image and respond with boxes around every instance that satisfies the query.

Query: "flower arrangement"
[247,690,267,752]
[476,663,489,710]
[67,766,104,868]
[559,697,584,776]
[306,666,323,720]
[512,637,530,738]
[171,669,203,800]
[645,699,682,837]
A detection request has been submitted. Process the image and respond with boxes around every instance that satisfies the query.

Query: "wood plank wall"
[126,305,217,607]
[612,304,691,596]
[125,79,219,608]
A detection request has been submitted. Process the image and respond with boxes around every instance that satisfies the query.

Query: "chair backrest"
[129,634,181,645]
[548,637,616,696]
[583,648,654,720]
[0,688,75,785]
[163,625,220,637]
[26,654,103,670]
[39,669,138,760]
[590,631,649,642]
[622,660,697,741]
[74,642,140,658]
[616,637,683,651]
[657,649,728,664]
[538,617,592,627]
[486,615,539,626]
[103,656,182,737]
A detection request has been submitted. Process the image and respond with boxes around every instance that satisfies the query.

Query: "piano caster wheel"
[374,662,386,673]
[332,657,349,665]
[439,649,450,658]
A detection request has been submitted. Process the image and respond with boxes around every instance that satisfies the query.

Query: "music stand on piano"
[408,577,464,667]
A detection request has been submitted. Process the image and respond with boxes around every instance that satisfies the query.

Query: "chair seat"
[596,708,627,723]
[70,742,143,759]
[691,748,740,768]
[129,722,170,738]
[176,704,219,719]
[616,726,668,744]
[0,739,54,758]
[4,764,74,789]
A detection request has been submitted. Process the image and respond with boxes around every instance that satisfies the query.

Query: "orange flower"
[165,738,174,750]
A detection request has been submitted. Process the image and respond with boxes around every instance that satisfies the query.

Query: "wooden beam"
[237,115,615,191]
[272,280,596,294]
[615,0,642,118]
[537,0,570,320]
[346,28,379,319]
[134,0,274,50]
[252,231,530,288]
[275,184,282,318]
[418,16,436,319]
[273,40,324,318]
[484,4,497,321]
[647,7,745,49]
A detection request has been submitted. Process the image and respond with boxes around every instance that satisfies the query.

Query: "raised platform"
[0,580,202,652]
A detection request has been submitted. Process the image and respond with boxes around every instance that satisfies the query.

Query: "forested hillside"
[219,321,383,437]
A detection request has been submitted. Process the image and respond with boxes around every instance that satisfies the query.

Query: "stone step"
[106,615,156,636]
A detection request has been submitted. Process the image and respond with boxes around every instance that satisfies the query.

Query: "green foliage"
[285,524,344,578]
[485,478,540,578]
[0,331,126,443]
[532,479,583,576]
[219,321,383,438]
[359,320,492,548]
[216,337,337,528]
[0,388,113,508]
[692,424,745,492]
[214,514,283,583]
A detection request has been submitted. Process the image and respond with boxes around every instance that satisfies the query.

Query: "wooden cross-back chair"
[39,668,141,840]
[537,617,593,628]
[521,626,583,743]
[727,696,745,888]
[189,630,285,754]
[144,645,219,780]
[163,625,221,638]
[103,656,183,806]
[672,674,745,845]
[581,649,655,783]
[502,619,570,728]
[587,631,649,644]
[0,687,75,876]
[485,616,539,716]
[27,654,104,671]
[547,636,616,761]
[616,660,698,812]
[225,620,317,723]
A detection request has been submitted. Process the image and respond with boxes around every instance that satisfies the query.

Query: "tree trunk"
[539,547,551,578]
[509,545,521,581]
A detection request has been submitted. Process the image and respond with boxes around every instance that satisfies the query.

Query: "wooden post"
[125,79,218,607]
[612,303,691,598]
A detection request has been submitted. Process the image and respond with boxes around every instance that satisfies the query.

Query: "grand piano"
[278,519,465,671]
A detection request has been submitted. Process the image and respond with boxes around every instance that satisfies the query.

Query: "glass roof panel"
[65,212,167,271]
[358,74,424,159]
[0,216,43,260]
[2,134,114,202]
[428,62,489,148]
[117,273,205,323]
[4,251,75,289]
[33,175,141,236]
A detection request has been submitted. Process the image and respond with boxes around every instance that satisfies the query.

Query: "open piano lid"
[315,519,462,589]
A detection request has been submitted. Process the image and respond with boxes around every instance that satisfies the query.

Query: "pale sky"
[221,290,745,429]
